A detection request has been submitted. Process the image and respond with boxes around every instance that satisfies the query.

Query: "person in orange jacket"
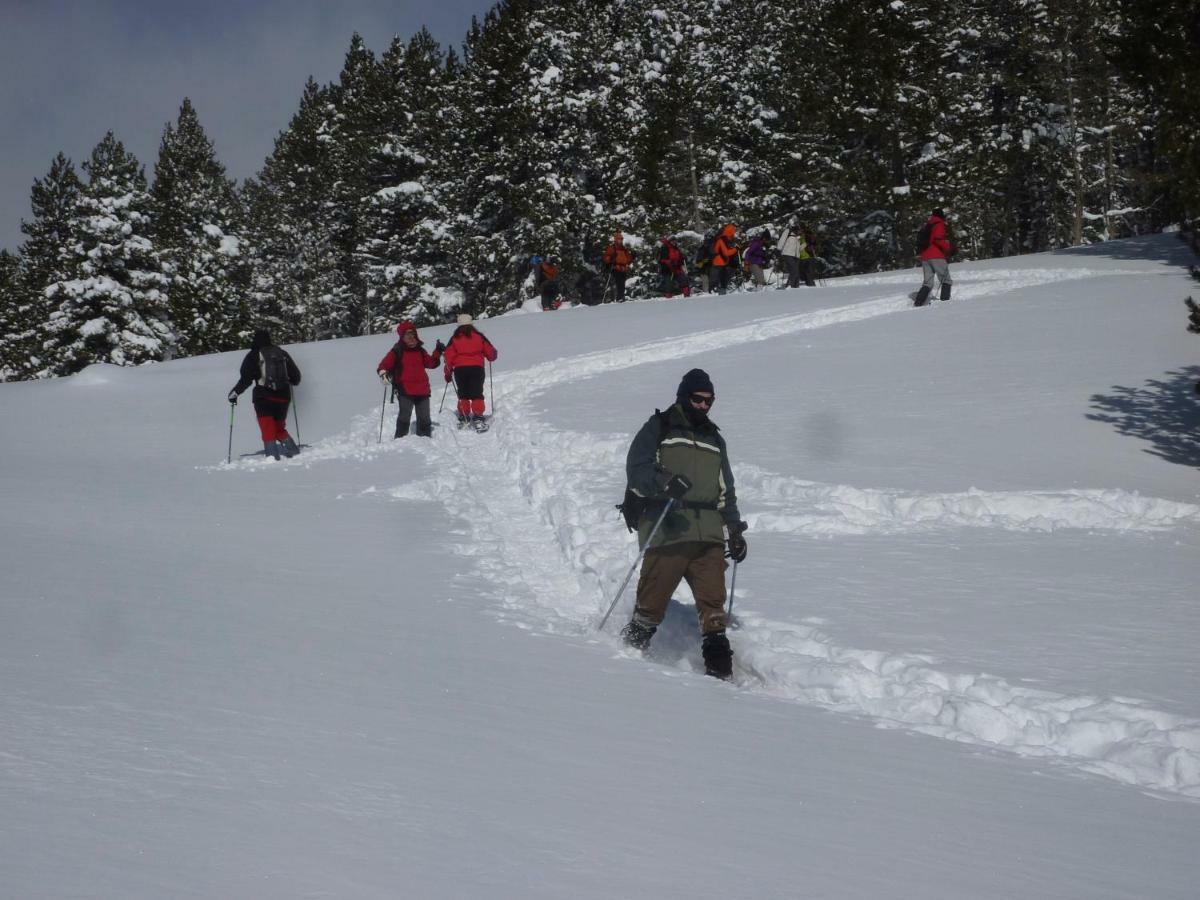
[602,231,636,302]
[443,313,498,426]
[710,223,738,294]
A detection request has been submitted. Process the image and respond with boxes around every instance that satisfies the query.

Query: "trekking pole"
[227,402,236,464]
[598,498,677,631]
[488,359,495,416]
[291,391,301,444]
[378,381,388,443]
[727,560,739,626]
[601,270,612,303]
[438,375,451,413]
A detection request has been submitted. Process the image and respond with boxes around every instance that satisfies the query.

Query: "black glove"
[726,521,748,562]
[663,473,692,500]
[227,389,238,405]
[435,339,446,352]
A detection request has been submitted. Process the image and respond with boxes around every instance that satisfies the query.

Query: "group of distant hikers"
[528,220,824,310]
[224,207,962,681]
[525,209,956,310]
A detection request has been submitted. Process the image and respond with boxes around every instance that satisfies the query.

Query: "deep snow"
[2,235,1199,898]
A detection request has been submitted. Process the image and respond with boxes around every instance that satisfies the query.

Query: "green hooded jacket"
[626,402,741,548]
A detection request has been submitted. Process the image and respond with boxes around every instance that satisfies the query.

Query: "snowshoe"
[620,619,656,651]
[281,436,300,457]
[264,440,282,460]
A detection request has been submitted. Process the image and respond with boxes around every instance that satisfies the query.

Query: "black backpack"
[259,346,291,392]
[616,410,672,532]
[916,222,933,255]
[696,233,716,265]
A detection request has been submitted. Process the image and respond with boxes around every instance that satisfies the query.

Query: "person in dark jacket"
[443,314,499,426]
[228,328,302,460]
[914,208,954,306]
[656,237,691,298]
[530,256,562,310]
[377,321,444,438]
[619,368,747,680]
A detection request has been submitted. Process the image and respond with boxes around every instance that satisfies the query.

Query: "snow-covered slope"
[3,235,1199,898]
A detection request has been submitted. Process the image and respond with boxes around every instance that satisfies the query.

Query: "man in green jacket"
[620,368,748,679]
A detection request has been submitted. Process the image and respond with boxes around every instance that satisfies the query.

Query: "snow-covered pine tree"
[356,28,461,330]
[42,134,173,376]
[247,78,346,342]
[1111,0,1200,222]
[0,249,20,379]
[3,153,82,379]
[152,98,250,356]
[446,3,544,314]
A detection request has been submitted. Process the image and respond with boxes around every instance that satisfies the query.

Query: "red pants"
[256,415,292,442]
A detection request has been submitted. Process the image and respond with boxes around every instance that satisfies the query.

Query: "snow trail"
[241,278,1200,799]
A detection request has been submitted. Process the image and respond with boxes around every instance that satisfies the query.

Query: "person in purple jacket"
[743,229,772,289]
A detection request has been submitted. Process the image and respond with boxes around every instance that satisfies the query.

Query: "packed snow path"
[224,269,1200,800]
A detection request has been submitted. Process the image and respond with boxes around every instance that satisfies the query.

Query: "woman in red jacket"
[443,314,498,426]
[377,321,444,438]
[914,208,954,306]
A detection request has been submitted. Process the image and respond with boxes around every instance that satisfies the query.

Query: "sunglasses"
[688,393,715,407]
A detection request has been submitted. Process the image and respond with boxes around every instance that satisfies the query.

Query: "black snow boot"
[940,283,952,302]
[264,440,281,460]
[281,436,300,457]
[620,619,657,651]
[913,285,932,307]
[701,631,734,680]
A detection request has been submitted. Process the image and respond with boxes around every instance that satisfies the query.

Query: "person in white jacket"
[776,222,816,288]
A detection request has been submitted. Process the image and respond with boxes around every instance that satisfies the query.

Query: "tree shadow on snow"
[1051,233,1199,269]
[1088,366,1200,468]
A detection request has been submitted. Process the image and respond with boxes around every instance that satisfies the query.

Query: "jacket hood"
[251,328,272,350]
[720,224,736,238]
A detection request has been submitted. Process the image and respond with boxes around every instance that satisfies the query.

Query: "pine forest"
[1,0,1196,380]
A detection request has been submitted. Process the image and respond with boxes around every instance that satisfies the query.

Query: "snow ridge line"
[736,466,1200,535]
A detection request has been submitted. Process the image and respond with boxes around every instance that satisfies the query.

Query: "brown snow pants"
[632,541,728,634]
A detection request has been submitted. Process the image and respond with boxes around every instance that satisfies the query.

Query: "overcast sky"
[0,0,497,253]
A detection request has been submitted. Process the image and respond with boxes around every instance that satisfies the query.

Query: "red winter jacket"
[378,323,442,397]
[919,215,953,262]
[443,325,498,378]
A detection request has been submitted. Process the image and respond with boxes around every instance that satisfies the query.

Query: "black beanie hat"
[677,368,714,398]
[931,207,946,219]
[251,328,272,350]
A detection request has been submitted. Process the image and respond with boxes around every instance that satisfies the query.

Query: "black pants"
[799,257,816,286]
[610,270,628,301]
[712,265,732,294]
[453,365,485,399]
[395,394,432,437]
[540,279,560,309]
